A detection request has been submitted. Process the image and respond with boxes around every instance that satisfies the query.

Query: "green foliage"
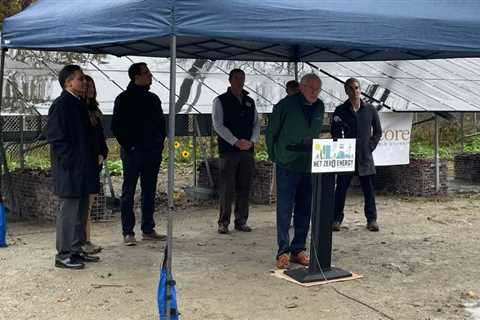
[24,154,50,170]
[256,150,269,161]
[409,142,453,160]
[0,0,36,28]
[0,0,21,26]
[106,160,123,176]
[463,136,480,153]
[254,135,270,161]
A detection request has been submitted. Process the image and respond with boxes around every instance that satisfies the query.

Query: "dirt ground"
[1,191,480,320]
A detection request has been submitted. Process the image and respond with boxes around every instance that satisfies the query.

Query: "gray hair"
[300,73,321,85]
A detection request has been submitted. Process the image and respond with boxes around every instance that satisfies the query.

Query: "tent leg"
[0,48,7,199]
[166,34,177,320]
[192,116,197,192]
[434,114,440,193]
[294,61,299,82]
[460,112,464,152]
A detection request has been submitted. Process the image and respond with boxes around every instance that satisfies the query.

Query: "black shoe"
[234,224,252,232]
[366,221,380,232]
[72,252,100,263]
[55,257,85,269]
[218,225,229,234]
[332,221,341,232]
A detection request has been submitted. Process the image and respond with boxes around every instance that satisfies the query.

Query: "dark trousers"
[56,196,89,260]
[276,166,312,258]
[333,174,377,223]
[120,148,162,236]
[218,151,254,227]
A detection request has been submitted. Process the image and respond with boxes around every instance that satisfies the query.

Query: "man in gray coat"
[331,78,382,232]
[47,65,100,269]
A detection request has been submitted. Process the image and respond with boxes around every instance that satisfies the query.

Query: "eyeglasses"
[348,85,360,90]
[304,84,321,93]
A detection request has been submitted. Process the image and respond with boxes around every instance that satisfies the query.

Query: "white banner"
[373,113,413,166]
[312,139,356,173]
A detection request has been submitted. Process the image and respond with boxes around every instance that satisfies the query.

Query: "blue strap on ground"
[157,267,179,320]
[0,203,7,247]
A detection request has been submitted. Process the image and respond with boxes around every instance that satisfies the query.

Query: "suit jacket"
[47,90,98,197]
[331,99,382,176]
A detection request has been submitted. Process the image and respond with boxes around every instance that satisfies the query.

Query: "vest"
[217,90,255,154]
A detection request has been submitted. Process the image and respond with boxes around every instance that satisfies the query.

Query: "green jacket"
[266,93,325,172]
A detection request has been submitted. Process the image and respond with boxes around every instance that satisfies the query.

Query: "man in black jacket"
[111,62,167,245]
[47,65,100,269]
[331,78,382,232]
[212,69,260,234]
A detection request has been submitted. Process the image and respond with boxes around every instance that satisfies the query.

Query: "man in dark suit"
[331,78,382,232]
[111,62,167,246]
[47,65,100,269]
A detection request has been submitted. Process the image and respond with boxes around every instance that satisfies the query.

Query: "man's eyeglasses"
[304,84,321,93]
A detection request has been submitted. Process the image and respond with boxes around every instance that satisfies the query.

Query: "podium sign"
[311,139,356,173]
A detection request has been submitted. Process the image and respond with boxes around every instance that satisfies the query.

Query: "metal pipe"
[19,117,25,169]
[294,61,299,82]
[434,114,440,192]
[0,48,6,192]
[460,112,464,152]
[166,34,176,320]
[192,116,197,192]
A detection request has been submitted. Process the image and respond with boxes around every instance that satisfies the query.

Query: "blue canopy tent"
[3,0,480,316]
[3,0,480,61]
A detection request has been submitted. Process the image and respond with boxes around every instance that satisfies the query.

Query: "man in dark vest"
[47,65,100,269]
[212,69,260,234]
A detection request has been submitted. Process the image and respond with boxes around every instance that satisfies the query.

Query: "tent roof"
[3,0,480,62]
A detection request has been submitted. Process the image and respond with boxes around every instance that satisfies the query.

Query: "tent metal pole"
[294,62,299,82]
[166,34,177,319]
[460,112,464,152]
[434,114,440,192]
[0,48,7,199]
[192,116,197,191]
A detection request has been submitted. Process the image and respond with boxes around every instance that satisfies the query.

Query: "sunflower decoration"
[174,141,181,149]
[181,150,190,159]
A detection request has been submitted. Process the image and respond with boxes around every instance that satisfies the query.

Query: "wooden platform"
[271,268,363,287]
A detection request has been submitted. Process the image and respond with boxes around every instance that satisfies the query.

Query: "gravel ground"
[1,192,480,320]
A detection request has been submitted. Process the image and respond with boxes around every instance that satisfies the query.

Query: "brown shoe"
[332,221,341,232]
[142,231,167,241]
[290,251,309,266]
[276,254,290,269]
[366,221,380,232]
[218,225,229,234]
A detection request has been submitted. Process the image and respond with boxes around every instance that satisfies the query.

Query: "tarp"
[3,0,480,62]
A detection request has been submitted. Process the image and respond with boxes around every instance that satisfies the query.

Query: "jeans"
[333,174,377,223]
[120,148,162,236]
[275,166,312,258]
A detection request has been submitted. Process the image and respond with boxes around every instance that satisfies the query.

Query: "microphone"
[333,115,345,125]
[333,115,350,137]
[334,116,350,129]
